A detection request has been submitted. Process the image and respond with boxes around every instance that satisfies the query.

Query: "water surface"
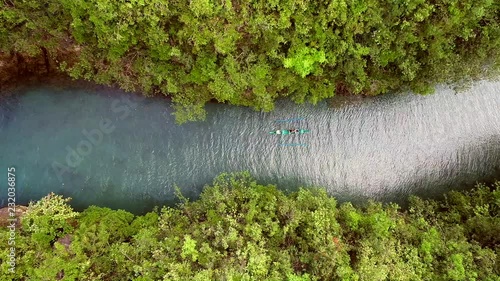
[1,82,499,213]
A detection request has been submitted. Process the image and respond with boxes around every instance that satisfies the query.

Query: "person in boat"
[289,129,299,134]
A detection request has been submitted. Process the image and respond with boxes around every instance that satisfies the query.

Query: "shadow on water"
[0,94,20,130]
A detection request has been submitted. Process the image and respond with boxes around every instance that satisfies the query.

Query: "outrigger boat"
[269,129,310,135]
[269,117,309,146]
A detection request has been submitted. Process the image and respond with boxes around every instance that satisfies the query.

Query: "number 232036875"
[7,167,16,210]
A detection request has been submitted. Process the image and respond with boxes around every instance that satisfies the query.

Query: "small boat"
[269,129,310,135]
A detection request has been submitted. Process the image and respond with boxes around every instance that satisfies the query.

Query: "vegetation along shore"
[1,0,499,122]
[0,173,498,280]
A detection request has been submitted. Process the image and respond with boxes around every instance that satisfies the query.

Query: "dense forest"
[1,0,499,122]
[1,173,499,280]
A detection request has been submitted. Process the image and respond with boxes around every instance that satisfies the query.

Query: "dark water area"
[1,82,499,214]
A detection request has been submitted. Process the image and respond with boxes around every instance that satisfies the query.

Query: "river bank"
[1,176,498,280]
[2,0,499,124]
[0,51,52,93]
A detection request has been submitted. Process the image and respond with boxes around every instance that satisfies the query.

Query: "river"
[1,82,499,213]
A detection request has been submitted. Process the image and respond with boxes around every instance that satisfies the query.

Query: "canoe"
[269,129,310,135]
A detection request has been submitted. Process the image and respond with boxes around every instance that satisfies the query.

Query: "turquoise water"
[1,82,500,213]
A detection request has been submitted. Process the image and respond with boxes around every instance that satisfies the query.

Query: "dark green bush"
[1,0,499,122]
[0,173,498,280]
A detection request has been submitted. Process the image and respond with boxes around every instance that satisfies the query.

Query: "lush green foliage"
[1,0,499,122]
[1,173,499,280]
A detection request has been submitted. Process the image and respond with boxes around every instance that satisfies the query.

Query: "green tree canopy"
[1,0,499,122]
[0,175,498,280]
